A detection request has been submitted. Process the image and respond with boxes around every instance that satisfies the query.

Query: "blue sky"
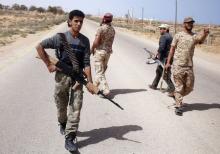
[1,0,219,24]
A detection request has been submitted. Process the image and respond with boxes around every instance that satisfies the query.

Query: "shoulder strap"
[58,33,68,44]
[57,33,80,73]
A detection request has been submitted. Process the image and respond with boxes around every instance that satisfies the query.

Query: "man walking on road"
[149,24,175,95]
[165,17,209,116]
[36,10,93,152]
[91,13,115,96]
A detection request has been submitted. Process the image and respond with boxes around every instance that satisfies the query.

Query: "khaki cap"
[158,24,169,29]
[183,17,195,23]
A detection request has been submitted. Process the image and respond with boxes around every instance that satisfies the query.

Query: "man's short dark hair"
[69,10,85,20]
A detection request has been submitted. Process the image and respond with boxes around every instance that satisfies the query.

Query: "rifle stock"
[143,48,156,59]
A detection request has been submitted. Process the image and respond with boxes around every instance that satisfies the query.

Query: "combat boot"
[175,107,183,116]
[65,133,77,152]
[59,122,66,135]
[148,84,157,90]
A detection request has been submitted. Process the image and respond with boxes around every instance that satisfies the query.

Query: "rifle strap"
[57,33,80,73]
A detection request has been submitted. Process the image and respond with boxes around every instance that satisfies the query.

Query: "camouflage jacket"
[96,24,115,53]
[171,31,204,68]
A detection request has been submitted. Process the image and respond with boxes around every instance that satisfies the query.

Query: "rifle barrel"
[98,91,124,110]
[36,54,124,110]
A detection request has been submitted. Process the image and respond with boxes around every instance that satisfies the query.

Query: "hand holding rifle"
[36,54,123,110]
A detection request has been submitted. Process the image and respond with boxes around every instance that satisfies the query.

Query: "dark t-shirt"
[40,31,90,70]
[158,32,173,61]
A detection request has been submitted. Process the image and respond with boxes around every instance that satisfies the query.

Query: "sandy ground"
[0,22,66,71]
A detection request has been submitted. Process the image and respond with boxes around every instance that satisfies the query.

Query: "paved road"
[0,20,220,154]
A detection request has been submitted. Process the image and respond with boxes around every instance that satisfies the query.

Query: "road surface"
[0,20,220,154]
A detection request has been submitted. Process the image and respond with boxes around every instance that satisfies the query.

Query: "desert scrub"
[0,10,67,46]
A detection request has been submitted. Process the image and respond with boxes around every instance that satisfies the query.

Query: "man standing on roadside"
[91,13,115,96]
[165,17,209,116]
[36,10,93,152]
[149,24,175,95]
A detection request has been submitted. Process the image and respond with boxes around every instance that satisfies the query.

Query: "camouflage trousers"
[94,49,111,95]
[173,67,194,107]
[54,71,83,136]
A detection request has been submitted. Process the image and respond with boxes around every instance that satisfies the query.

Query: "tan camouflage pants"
[173,67,194,107]
[94,49,111,95]
[54,71,83,136]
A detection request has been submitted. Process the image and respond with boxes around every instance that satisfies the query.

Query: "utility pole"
[174,0,178,34]
[132,8,134,29]
[127,9,130,24]
[142,7,144,31]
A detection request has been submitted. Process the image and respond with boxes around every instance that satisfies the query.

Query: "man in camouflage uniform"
[36,10,93,152]
[149,24,175,95]
[91,13,115,96]
[165,17,209,116]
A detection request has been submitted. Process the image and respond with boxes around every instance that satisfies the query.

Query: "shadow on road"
[108,89,147,99]
[183,103,220,112]
[77,125,143,149]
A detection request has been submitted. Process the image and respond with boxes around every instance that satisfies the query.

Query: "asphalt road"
[0,20,220,154]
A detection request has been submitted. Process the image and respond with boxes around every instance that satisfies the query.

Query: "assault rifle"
[36,55,124,110]
[143,48,156,64]
[143,48,165,91]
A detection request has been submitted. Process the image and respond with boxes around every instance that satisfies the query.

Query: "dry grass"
[87,16,220,54]
[0,10,66,46]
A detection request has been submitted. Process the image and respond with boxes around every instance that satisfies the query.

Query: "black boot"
[59,123,66,135]
[148,84,157,90]
[175,107,183,116]
[65,133,77,152]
